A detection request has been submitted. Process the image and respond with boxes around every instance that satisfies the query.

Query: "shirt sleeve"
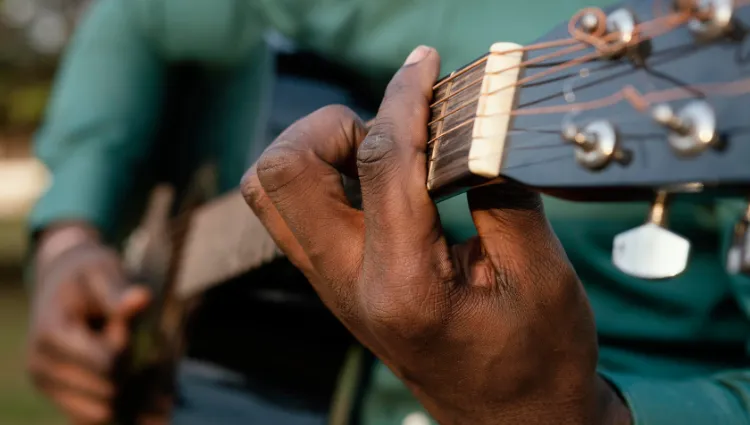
[602,370,750,425]
[29,0,166,240]
[30,0,268,240]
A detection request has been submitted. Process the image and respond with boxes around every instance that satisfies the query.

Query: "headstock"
[425,0,750,279]
[502,0,749,194]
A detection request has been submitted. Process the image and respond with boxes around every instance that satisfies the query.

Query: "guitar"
[117,0,750,422]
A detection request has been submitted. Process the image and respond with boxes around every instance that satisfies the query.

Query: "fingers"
[29,325,115,425]
[467,183,563,275]
[52,391,111,425]
[37,323,114,375]
[30,245,149,425]
[116,286,152,319]
[78,251,129,316]
[29,357,114,400]
[241,164,314,275]
[357,46,443,258]
[107,286,152,352]
[251,105,367,285]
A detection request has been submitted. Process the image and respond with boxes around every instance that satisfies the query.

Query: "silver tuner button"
[683,0,734,40]
[576,9,648,62]
[727,203,750,275]
[612,190,691,280]
[604,8,649,61]
[562,120,630,170]
[651,101,719,157]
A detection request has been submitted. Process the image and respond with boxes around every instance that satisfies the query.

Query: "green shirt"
[30,0,750,424]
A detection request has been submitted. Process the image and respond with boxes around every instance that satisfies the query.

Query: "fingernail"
[404,45,432,66]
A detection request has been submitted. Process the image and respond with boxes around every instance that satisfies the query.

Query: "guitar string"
[432,8,685,110]
[427,76,750,170]
[431,36,584,92]
[430,42,589,110]
[430,8,615,92]
[427,10,691,134]
[427,10,750,166]
[427,130,559,163]
[425,5,711,162]
[137,1,750,308]
[428,16,688,152]
[428,116,650,163]
[429,8,613,110]
[427,42,590,123]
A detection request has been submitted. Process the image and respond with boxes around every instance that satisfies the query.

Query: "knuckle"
[239,168,265,211]
[356,125,399,181]
[315,104,357,123]
[384,77,410,100]
[255,144,307,195]
[363,291,441,340]
[36,328,59,350]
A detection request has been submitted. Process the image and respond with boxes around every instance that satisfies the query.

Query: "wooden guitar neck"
[426,43,524,199]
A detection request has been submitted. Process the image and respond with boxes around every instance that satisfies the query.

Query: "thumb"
[117,286,152,320]
[106,286,151,352]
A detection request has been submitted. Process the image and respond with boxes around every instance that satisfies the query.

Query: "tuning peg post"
[612,190,691,280]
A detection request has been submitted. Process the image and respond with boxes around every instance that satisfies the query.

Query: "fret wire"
[426,117,475,145]
[433,56,488,90]
[428,71,456,179]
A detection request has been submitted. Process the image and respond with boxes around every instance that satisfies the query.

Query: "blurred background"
[0,0,91,423]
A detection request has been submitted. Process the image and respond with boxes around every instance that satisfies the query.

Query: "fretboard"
[426,43,525,199]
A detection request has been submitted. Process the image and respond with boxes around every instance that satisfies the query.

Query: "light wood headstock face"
[427,0,750,201]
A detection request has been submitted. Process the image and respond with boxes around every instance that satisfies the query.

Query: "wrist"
[36,222,101,267]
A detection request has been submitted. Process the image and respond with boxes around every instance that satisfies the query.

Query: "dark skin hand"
[242,46,632,425]
[27,223,151,425]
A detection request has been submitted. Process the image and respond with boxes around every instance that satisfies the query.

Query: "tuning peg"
[612,190,691,280]
[677,0,735,40]
[727,203,750,275]
[651,101,719,157]
[561,120,630,170]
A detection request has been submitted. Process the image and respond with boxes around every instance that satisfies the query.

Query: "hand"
[28,224,151,425]
[242,46,631,424]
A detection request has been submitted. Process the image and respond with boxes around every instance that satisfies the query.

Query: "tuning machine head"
[578,8,649,62]
[562,120,631,170]
[676,0,735,40]
[612,190,691,280]
[651,100,720,157]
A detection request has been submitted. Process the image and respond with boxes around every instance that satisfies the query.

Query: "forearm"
[35,222,101,268]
